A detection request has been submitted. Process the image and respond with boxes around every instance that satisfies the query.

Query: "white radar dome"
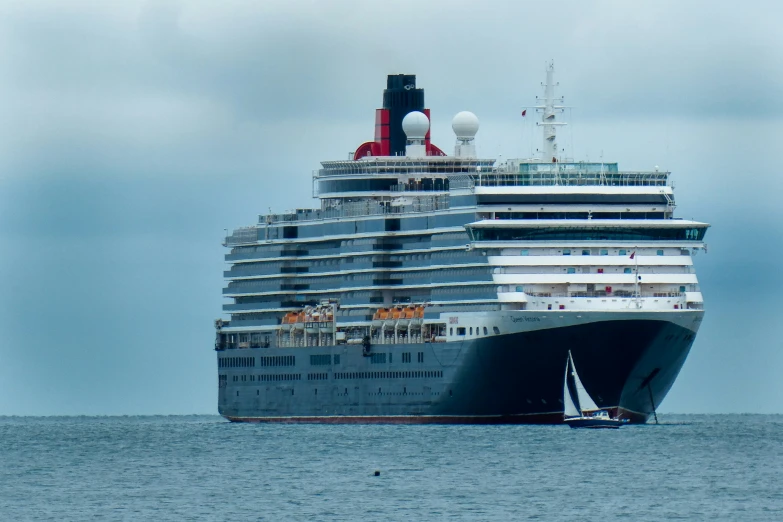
[402,111,430,140]
[452,111,479,140]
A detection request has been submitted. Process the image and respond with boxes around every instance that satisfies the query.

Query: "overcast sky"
[1,0,781,415]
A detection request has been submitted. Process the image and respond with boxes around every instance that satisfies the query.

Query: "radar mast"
[535,61,566,162]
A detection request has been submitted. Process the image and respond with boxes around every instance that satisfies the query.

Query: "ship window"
[450,327,453,336]
[483,327,488,335]
[619,249,627,255]
[334,354,340,365]
[457,327,466,336]
[657,250,664,256]
[562,249,571,256]
[520,249,529,256]
[600,249,608,256]
[567,267,576,274]
[582,249,590,256]
[469,327,473,335]
[624,268,632,274]
[680,286,686,293]
[475,227,707,241]
[493,326,500,334]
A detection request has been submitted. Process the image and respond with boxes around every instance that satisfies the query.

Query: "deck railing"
[474,170,670,188]
[224,195,451,245]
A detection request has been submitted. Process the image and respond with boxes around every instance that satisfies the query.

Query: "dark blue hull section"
[217,319,697,424]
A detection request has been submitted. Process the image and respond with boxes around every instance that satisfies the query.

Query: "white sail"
[569,351,600,413]
[563,356,580,418]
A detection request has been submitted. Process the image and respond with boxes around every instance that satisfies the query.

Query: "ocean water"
[1,415,781,521]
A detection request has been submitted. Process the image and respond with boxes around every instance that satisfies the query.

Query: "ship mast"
[536,61,566,163]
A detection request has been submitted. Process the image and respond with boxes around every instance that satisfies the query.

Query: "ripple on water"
[0,414,781,520]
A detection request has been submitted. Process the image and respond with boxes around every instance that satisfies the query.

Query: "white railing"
[475,170,670,187]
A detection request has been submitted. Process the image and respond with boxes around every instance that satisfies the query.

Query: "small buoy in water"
[374,470,380,477]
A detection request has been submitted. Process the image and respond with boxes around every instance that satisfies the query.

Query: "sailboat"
[563,350,625,429]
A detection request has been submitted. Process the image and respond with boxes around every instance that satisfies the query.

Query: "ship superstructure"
[215,65,708,423]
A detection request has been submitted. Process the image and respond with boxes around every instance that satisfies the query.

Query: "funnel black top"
[383,74,425,156]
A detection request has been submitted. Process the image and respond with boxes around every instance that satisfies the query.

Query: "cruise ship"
[215,65,708,423]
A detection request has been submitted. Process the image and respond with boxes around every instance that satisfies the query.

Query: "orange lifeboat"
[394,306,409,327]
[410,305,424,327]
[372,308,385,327]
[292,311,305,332]
[280,312,296,331]
[383,308,396,329]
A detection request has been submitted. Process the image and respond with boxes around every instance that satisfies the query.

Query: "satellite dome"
[402,111,430,140]
[452,111,479,140]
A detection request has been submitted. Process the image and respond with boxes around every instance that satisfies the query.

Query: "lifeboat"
[383,309,396,330]
[372,308,386,328]
[292,311,305,332]
[410,305,425,327]
[395,306,410,328]
[280,312,297,332]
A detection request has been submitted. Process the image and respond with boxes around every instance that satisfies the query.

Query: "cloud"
[0,0,781,414]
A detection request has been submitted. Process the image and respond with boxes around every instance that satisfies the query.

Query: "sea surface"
[1,415,781,521]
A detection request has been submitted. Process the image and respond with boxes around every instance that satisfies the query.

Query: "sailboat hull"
[565,417,624,429]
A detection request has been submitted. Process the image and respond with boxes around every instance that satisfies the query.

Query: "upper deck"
[221,164,677,246]
[227,66,682,246]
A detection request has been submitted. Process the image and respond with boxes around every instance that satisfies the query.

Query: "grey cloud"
[0,0,781,414]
